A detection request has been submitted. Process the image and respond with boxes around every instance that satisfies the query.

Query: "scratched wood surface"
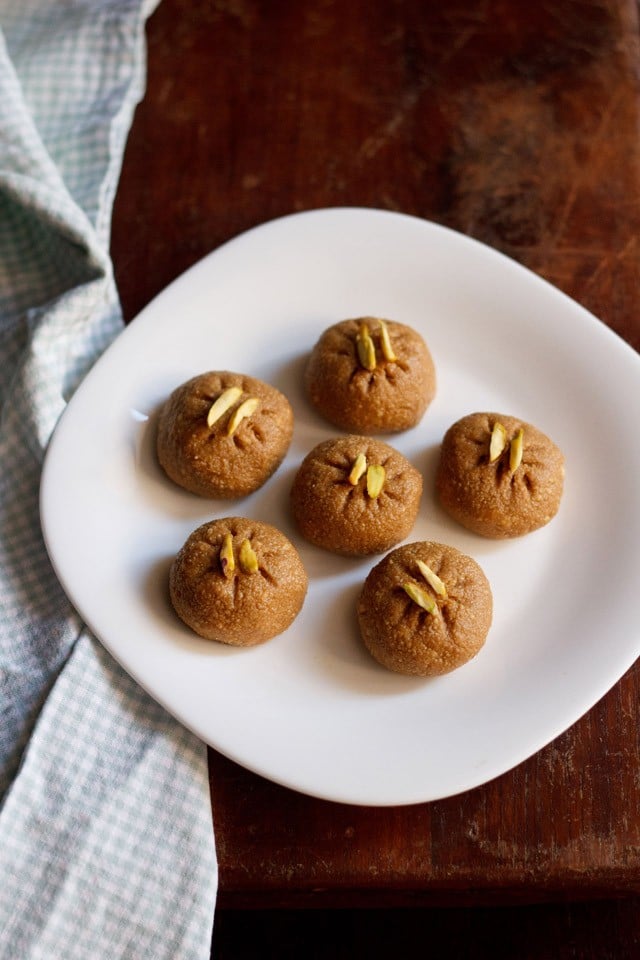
[111,0,640,919]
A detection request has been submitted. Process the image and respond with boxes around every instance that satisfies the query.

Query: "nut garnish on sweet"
[416,559,447,600]
[304,317,436,434]
[220,532,235,578]
[348,452,367,485]
[509,428,524,472]
[170,517,307,646]
[238,538,259,574]
[290,435,423,556]
[437,412,564,539]
[402,582,437,614]
[206,386,243,428]
[366,463,385,499]
[356,322,377,371]
[157,371,294,498]
[227,396,260,437]
[489,421,507,463]
[378,319,397,363]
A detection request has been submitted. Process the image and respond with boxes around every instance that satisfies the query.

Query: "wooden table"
[111,0,640,926]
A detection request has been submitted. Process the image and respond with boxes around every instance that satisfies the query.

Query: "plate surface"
[41,208,640,806]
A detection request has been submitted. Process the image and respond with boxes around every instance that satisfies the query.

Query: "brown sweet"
[436,412,565,538]
[290,435,422,556]
[304,317,436,433]
[357,541,492,676]
[157,371,293,498]
[169,517,307,646]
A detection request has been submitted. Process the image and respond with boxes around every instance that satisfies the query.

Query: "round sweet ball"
[290,435,422,556]
[169,517,308,646]
[157,371,293,498]
[436,412,565,538]
[304,317,436,433]
[357,541,493,677]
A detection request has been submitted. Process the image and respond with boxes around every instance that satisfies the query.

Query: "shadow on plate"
[310,579,434,698]
[140,553,253,659]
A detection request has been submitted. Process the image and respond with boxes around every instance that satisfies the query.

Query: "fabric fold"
[0,1,218,956]
[1,633,217,959]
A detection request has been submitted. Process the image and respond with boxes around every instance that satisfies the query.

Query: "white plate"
[41,208,640,806]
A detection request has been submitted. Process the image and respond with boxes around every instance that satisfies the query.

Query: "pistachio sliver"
[206,386,243,428]
[238,538,259,574]
[366,463,385,498]
[348,452,367,485]
[489,421,507,463]
[220,532,235,578]
[509,428,524,472]
[378,319,397,362]
[416,559,447,600]
[403,582,437,615]
[227,396,260,436]
[356,322,376,371]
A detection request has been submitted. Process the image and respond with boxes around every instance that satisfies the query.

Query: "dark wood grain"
[111,0,640,916]
[212,901,640,959]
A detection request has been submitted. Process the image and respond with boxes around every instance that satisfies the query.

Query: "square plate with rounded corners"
[41,208,640,806]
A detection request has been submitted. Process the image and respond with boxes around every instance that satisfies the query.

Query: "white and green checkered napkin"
[0,2,218,956]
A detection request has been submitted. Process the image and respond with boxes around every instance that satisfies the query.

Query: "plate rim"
[40,206,640,806]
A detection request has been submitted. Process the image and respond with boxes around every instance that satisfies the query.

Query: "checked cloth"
[0,1,218,957]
